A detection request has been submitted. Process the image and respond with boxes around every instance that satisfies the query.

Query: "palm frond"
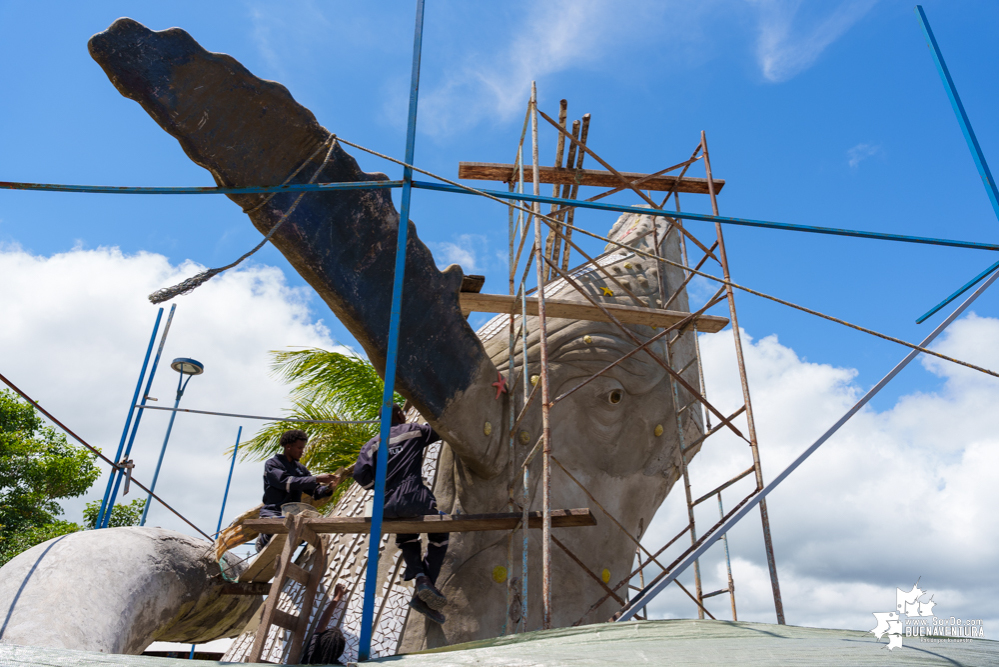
[237,348,404,502]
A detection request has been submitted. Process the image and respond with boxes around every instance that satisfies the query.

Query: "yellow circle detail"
[493,566,508,584]
[519,430,531,445]
[483,421,492,436]
[624,262,633,270]
[583,335,593,344]
[530,374,540,386]
[601,568,611,583]
[654,424,664,437]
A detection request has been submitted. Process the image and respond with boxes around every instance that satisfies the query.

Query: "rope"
[333,136,999,382]
[148,136,337,304]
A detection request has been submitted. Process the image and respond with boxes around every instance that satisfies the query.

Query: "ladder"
[247,514,329,664]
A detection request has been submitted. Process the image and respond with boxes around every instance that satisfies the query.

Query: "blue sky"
[2,0,997,406]
[2,0,999,634]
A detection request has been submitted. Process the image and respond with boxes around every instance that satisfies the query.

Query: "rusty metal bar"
[560,114,590,271]
[551,535,625,605]
[691,465,756,507]
[549,291,723,408]
[682,405,746,452]
[582,489,757,624]
[718,492,738,621]
[530,83,554,631]
[543,99,568,282]
[541,257,749,443]
[552,456,666,570]
[536,107,720,261]
[702,130,784,624]
[661,240,720,311]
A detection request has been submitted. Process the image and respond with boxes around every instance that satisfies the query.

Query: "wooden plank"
[237,533,288,583]
[248,522,299,663]
[460,293,729,333]
[297,521,322,550]
[245,508,598,535]
[271,609,299,631]
[460,274,485,293]
[221,582,271,596]
[288,533,328,665]
[458,162,725,194]
[285,562,310,586]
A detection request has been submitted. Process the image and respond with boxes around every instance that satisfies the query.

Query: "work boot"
[409,595,445,625]
[414,574,447,610]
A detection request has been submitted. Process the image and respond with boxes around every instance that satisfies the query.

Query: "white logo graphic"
[870,580,985,650]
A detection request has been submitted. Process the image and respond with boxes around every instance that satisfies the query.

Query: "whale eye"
[608,389,623,404]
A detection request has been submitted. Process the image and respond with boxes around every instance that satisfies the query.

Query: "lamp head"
[170,358,205,376]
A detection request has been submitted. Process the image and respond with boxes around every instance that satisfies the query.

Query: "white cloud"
[641,320,999,631]
[415,1,709,136]
[749,0,879,83]
[848,142,884,168]
[246,0,333,80]
[430,233,490,273]
[0,244,352,540]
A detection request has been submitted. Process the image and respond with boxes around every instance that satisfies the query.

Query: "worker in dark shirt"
[255,429,336,552]
[354,405,448,625]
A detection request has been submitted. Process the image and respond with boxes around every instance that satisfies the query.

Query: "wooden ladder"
[247,514,329,664]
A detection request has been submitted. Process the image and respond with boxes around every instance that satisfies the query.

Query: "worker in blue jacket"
[354,405,448,625]
[255,429,335,551]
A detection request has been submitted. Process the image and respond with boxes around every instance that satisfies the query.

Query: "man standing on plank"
[255,429,337,552]
[354,405,448,625]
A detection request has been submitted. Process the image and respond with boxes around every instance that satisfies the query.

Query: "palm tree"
[239,348,404,503]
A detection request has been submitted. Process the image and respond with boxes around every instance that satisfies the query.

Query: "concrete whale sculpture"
[0,17,711,657]
[0,528,259,654]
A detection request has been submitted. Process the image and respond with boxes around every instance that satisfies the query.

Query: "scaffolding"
[454,85,784,629]
[3,2,999,663]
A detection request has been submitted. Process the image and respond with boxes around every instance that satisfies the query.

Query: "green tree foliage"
[83,498,146,529]
[240,349,403,501]
[0,389,101,566]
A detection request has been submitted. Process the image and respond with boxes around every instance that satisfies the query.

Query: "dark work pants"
[396,532,448,584]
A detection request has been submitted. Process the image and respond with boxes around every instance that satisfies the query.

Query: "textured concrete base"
[2,620,995,666]
[0,527,259,655]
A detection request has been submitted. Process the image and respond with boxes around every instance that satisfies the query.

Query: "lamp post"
[140,357,204,526]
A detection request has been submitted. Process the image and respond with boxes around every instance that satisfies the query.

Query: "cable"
[0,372,212,540]
[334,136,999,382]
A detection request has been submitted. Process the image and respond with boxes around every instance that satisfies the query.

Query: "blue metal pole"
[215,426,242,536]
[616,266,999,621]
[916,259,999,323]
[101,304,177,528]
[4,176,998,253]
[0,179,403,196]
[95,308,162,528]
[409,180,999,253]
[915,5,999,223]
[140,371,194,526]
[357,0,425,660]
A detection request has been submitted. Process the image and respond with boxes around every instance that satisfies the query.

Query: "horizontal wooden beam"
[244,508,596,535]
[460,293,728,333]
[458,162,725,195]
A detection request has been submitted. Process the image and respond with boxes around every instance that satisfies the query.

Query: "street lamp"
[139,357,204,526]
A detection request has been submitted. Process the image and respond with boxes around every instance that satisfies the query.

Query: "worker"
[255,429,336,552]
[302,583,347,664]
[354,405,448,625]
